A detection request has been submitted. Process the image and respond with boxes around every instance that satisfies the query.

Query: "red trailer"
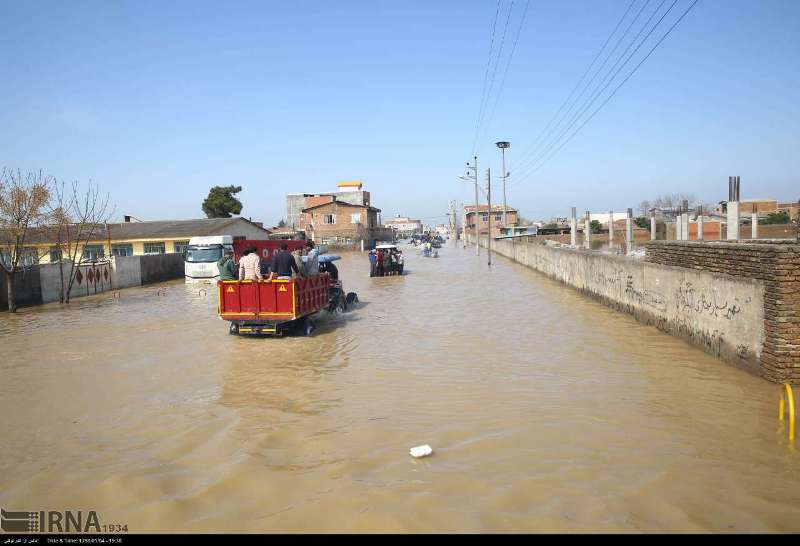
[233,240,306,274]
[218,273,330,336]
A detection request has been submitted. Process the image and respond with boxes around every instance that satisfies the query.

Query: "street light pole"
[496,141,510,230]
[487,168,492,267]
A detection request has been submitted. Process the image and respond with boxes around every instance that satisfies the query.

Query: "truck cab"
[184,235,234,282]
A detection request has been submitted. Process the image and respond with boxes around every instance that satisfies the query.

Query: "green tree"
[761,211,790,225]
[633,216,649,229]
[277,218,286,228]
[590,220,601,234]
[202,185,243,218]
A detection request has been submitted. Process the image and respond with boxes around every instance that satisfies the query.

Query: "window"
[143,242,165,254]
[324,214,336,225]
[173,241,190,255]
[112,244,134,257]
[49,247,63,263]
[481,213,489,222]
[351,213,361,224]
[82,245,105,262]
[495,214,502,221]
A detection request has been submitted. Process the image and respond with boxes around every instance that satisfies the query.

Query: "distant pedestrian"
[217,248,238,281]
[238,247,263,281]
[305,240,319,276]
[270,242,303,280]
[292,246,306,277]
[376,249,385,277]
[368,250,377,277]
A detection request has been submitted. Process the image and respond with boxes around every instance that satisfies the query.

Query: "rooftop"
[13,217,271,245]
[464,205,518,213]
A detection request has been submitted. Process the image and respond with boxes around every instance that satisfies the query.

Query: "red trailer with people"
[218,274,331,336]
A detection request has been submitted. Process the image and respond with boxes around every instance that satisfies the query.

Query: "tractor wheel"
[229,323,239,336]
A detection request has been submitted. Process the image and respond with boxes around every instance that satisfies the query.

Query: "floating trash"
[410,445,433,458]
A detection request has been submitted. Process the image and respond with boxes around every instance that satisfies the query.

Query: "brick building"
[464,205,518,238]
[302,198,392,249]
[286,181,371,231]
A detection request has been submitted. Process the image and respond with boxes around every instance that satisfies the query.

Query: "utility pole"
[487,168,492,267]
[464,157,480,255]
[496,141,510,230]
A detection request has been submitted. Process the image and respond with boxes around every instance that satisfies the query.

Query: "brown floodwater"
[1,243,798,533]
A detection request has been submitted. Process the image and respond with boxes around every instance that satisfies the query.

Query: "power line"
[516,0,638,168]
[474,0,516,157]
[479,0,532,151]
[514,0,700,183]
[515,0,669,177]
[471,0,503,156]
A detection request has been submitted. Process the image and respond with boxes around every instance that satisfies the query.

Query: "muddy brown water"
[1,244,798,532]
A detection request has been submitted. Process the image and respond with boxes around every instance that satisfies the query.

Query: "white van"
[184,235,234,282]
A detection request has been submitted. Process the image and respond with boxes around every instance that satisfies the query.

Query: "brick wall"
[646,240,800,383]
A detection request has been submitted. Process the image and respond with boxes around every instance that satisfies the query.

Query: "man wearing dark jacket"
[269,243,303,279]
[217,249,238,281]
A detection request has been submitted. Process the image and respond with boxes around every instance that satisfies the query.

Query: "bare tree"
[0,169,53,312]
[59,180,115,304]
[47,180,74,303]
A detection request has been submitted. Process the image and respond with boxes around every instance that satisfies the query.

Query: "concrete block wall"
[0,268,42,310]
[2,253,184,311]
[112,255,143,289]
[139,253,184,285]
[646,240,800,383]
[470,235,775,381]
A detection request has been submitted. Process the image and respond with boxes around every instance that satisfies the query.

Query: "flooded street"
[1,244,798,533]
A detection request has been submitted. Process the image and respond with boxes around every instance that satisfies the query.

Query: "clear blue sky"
[1,0,798,225]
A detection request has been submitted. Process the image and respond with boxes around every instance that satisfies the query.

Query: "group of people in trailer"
[368,247,403,277]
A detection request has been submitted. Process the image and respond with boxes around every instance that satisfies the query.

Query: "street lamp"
[495,142,510,230]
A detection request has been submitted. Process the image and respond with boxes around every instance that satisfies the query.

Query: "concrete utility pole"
[608,210,614,249]
[682,199,690,241]
[697,205,704,241]
[727,176,741,240]
[461,157,480,255]
[487,168,492,267]
[584,210,592,250]
[626,208,634,254]
[570,207,578,247]
[650,209,657,241]
[496,141,511,229]
[751,212,758,239]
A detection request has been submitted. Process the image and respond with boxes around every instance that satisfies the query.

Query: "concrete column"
[697,214,704,241]
[684,213,690,241]
[625,208,633,254]
[650,210,657,240]
[751,213,758,239]
[584,210,592,250]
[676,215,682,241]
[570,207,577,247]
[608,210,614,248]
[727,201,740,240]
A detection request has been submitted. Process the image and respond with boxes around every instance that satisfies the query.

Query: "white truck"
[184,235,234,282]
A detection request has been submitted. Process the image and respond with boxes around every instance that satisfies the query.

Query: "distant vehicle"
[184,235,234,282]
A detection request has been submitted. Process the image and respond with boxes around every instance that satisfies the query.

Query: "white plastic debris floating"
[409,445,433,458]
